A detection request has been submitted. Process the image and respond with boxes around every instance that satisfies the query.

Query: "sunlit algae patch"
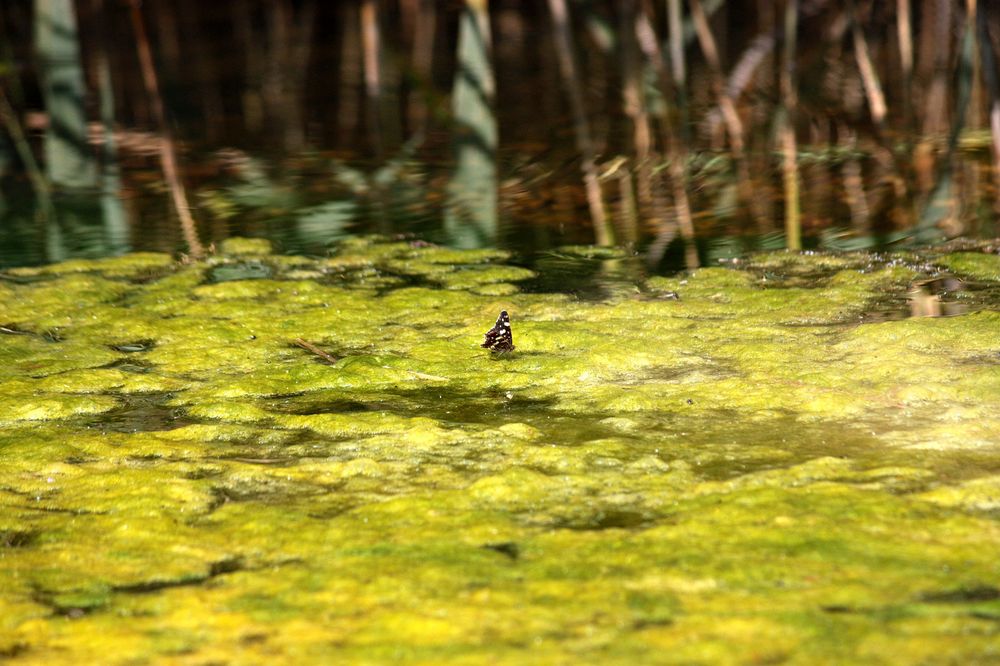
[1,237,999,664]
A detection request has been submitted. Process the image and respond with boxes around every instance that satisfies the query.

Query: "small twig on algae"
[293,339,448,380]
[403,370,449,381]
[293,338,340,365]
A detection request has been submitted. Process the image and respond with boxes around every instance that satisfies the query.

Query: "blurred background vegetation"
[0,0,998,270]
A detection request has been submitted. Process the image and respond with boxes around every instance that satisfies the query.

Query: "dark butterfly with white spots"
[481,310,515,353]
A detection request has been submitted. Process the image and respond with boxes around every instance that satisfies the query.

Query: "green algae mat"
[2,237,1000,664]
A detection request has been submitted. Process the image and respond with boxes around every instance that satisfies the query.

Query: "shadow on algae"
[2,236,1000,664]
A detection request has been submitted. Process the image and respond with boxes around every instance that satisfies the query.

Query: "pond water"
[4,0,1000,273]
[2,237,1000,662]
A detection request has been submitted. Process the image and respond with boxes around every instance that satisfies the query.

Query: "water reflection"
[907,276,968,318]
[2,1,1000,270]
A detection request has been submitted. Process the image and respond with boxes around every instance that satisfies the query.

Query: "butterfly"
[481,310,515,353]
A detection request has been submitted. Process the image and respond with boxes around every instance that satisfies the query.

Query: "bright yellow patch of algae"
[1,239,999,664]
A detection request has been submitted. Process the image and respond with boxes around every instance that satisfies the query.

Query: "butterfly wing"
[481,310,515,352]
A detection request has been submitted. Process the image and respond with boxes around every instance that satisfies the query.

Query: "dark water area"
[2,0,1000,273]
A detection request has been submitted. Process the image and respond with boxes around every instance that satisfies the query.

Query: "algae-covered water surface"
[2,237,1000,664]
